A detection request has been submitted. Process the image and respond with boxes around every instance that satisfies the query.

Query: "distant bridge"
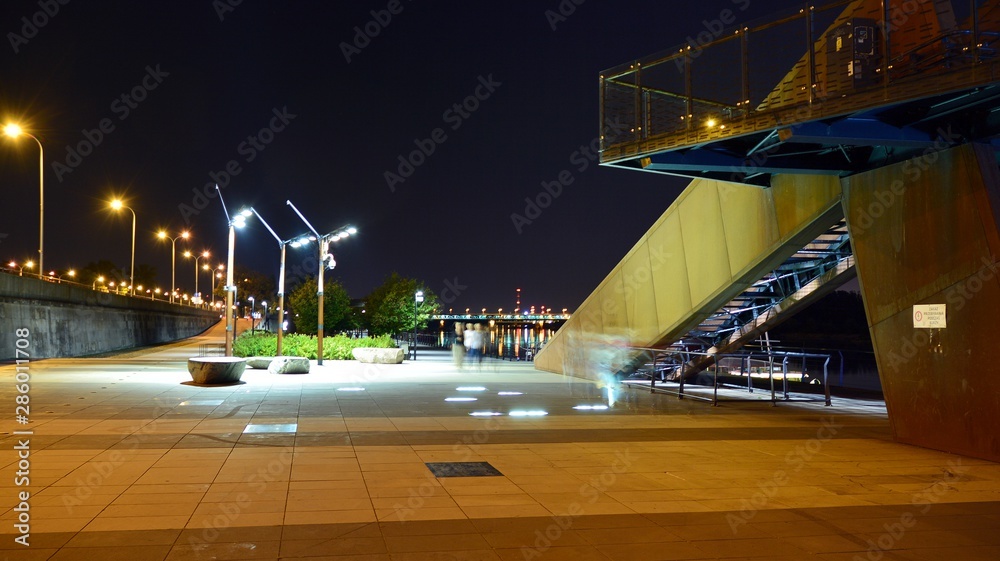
[431,313,569,323]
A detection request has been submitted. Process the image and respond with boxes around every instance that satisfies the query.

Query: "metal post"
[684,53,693,130]
[806,5,815,105]
[650,353,657,393]
[277,244,286,356]
[823,355,832,406]
[782,355,790,400]
[634,62,643,141]
[972,0,980,64]
[678,358,686,400]
[317,237,326,365]
[225,223,235,356]
[882,0,891,87]
[128,208,135,296]
[712,355,719,406]
[769,355,776,405]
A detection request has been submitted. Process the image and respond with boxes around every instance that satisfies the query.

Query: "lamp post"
[185,250,209,299]
[216,185,251,356]
[110,199,137,295]
[413,290,424,360]
[3,124,44,276]
[287,200,356,366]
[248,296,256,334]
[157,230,190,303]
[250,207,312,357]
[262,300,268,332]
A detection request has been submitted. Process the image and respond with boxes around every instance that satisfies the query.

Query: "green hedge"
[233,332,396,360]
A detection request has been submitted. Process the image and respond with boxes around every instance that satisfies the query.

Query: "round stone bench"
[187,356,247,385]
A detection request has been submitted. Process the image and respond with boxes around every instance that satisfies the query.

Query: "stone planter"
[352,347,404,364]
[187,356,247,385]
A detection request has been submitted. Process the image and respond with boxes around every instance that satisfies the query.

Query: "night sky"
[0,0,795,311]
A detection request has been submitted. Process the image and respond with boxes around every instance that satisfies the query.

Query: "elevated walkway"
[539,0,1000,463]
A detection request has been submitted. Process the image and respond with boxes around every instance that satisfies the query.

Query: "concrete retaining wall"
[0,274,220,360]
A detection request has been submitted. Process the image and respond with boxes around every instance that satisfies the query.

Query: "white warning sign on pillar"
[913,304,946,329]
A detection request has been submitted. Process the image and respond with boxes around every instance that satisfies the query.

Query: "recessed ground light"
[337,387,365,392]
[469,411,502,417]
[456,386,486,391]
[497,391,523,396]
[573,405,609,411]
[445,397,477,402]
[509,410,547,417]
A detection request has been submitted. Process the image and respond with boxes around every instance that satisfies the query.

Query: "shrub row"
[233,332,395,360]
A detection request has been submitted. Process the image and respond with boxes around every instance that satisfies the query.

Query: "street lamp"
[248,296,256,334]
[413,290,424,360]
[216,185,251,356]
[110,199,137,295]
[157,230,190,303]
[262,300,268,332]
[8,260,28,276]
[287,200,356,365]
[3,124,44,276]
[250,207,312,356]
[184,250,209,299]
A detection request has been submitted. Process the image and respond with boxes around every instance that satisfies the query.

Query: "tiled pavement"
[2,324,999,560]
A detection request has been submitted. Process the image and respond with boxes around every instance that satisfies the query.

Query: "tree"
[133,263,158,288]
[287,276,352,335]
[233,265,276,305]
[364,272,439,336]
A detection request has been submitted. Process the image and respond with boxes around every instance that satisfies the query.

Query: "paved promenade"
[1,323,998,560]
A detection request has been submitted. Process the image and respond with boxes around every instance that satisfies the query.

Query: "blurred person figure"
[453,323,465,370]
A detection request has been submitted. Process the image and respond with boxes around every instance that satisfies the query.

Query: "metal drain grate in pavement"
[425,462,503,477]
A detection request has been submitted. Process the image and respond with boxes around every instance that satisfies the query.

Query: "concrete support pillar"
[844,142,1000,462]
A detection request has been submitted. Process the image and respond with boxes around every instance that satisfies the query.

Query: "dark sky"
[0,0,795,311]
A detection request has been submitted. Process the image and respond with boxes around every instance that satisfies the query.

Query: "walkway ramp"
[534,174,846,381]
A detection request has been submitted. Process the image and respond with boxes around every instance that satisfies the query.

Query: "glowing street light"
[157,230,190,303]
[109,199,137,295]
[7,260,32,276]
[4,124,45,276]
[413,290,424,360]
[184,249,210,299]
[287,199,356,365]
[216,185,252,356]
[249,207,311,356]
